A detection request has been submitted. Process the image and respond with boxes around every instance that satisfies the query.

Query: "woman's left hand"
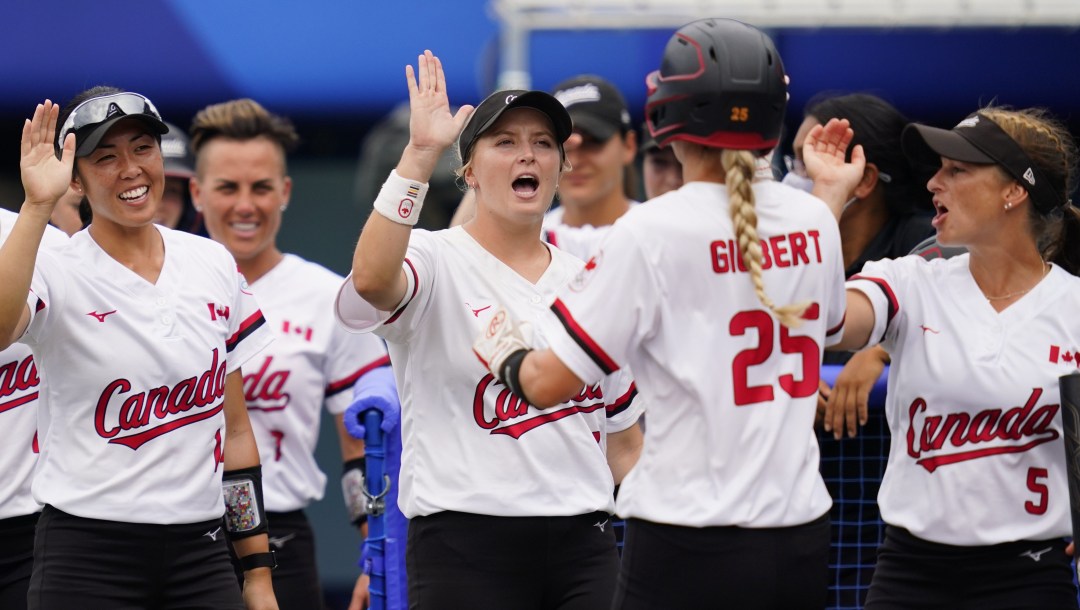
[802,117,865,219]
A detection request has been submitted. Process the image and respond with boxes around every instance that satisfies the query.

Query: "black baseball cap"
[456,90,572,163]
[902,112,1062,213]
[58,91,169,157]
[161,122,195,178]
[639,121,660,152]
[552,75,632,141]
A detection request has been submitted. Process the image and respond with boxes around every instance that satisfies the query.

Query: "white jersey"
[0,208,67,519]
[22,225,273,525]
[546,181,845,528]
[245,254,389,512]
[542,201,639,262]
[336,226,641,519]
[848,254,1079,545]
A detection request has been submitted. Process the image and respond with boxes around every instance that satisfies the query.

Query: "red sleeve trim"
[325,355,391,397]
[385,258,419,325]
[550,298,619,375]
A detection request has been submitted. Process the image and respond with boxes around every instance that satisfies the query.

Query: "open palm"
[405,50,473,155]
[21,101,75,210]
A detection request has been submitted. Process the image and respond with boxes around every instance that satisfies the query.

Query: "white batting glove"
[473,306,531,380]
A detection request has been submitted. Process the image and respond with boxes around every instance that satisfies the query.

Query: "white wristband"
[373,169,428,226]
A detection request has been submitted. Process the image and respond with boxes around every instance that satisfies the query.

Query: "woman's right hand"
[21,100,74,211]
[404,50,474,161]
[825,346,889,439]
[802,117,864,220]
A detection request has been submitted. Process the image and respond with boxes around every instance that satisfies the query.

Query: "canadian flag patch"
[1050,345,1079,366]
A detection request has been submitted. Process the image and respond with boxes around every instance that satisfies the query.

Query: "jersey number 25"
[730,307,820,407]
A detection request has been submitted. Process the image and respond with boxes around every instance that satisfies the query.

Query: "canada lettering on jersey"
[472,374,605,439]
[0,355,39,415]
[94,348,228,450]
[243,355,291,411]
[710,230,823,275]
[906,388,1059,473]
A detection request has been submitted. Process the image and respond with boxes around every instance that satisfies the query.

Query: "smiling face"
[73,118,165,230]
[560,129,635,210]
[927,157,1014,247]
[192,136,290,276]
[464,107,562,224]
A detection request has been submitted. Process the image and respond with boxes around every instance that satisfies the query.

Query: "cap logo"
[1023,167,1036,185]
[106,102,123,119]
[956,116,980,129]
[554,83,601,108]
[504,94,518,105]
[160,139,186,158]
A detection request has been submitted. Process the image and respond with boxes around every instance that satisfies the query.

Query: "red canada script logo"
[95,348,228,450]
[0,355,39,415]
[906,388,1059,473]
[472,374,604,439]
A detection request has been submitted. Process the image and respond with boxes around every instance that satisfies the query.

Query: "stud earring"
[1004,201,1012,211]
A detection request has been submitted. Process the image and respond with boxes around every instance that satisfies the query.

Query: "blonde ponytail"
[724,149,810,328]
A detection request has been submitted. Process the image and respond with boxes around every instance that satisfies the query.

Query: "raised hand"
[802,117,865,219]
[405,50,474,157]
[21,100,74,210]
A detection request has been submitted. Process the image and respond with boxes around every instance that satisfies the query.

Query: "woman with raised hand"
[2,89,276,609]
[335,50,641,610]
[473,19,860,609]
[814,105,1080,608]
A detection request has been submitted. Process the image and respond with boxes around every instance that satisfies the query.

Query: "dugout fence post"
[360,409,390,610]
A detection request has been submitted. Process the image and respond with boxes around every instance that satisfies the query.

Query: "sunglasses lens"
[58,93,161,149]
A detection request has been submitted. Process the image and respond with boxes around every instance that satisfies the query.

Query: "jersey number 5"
[730,307,820,407]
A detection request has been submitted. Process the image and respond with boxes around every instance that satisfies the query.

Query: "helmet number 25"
[730,107,750,122]
[730,307,820,406]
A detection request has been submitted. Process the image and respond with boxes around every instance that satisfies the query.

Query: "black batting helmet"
[645,19,787,154]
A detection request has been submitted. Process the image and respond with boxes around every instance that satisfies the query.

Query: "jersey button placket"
[155,291,177,336]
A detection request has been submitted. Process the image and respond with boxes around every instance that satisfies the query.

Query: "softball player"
[823,106,1080,608]
[189,98,391,608]
[0,210,65,610]
[543,74,639,259]
[4,89,277,609]
[475,19,855,609]
[336,50,641,610]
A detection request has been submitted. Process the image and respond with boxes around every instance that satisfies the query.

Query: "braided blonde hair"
[723,148,810,328]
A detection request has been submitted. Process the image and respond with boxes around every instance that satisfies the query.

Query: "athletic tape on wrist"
[373,169,428,226]
[341,457,369,526]
[223,465,268,540]
[499,349,531,403]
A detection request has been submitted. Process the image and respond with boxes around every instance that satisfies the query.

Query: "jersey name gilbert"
[95,348,228,450]
[906,388,1059,473]
[0,354,39,415]
[711,230,824,275]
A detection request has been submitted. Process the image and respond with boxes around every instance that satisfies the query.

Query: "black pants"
[407,510,618,610]
[0,513,38,610]
[613,514,831,610]
[230,510,323,610]
[28,505,244,610]
[866,525,1079,610]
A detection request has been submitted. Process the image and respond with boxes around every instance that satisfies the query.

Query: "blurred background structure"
[2,1,1079,606]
